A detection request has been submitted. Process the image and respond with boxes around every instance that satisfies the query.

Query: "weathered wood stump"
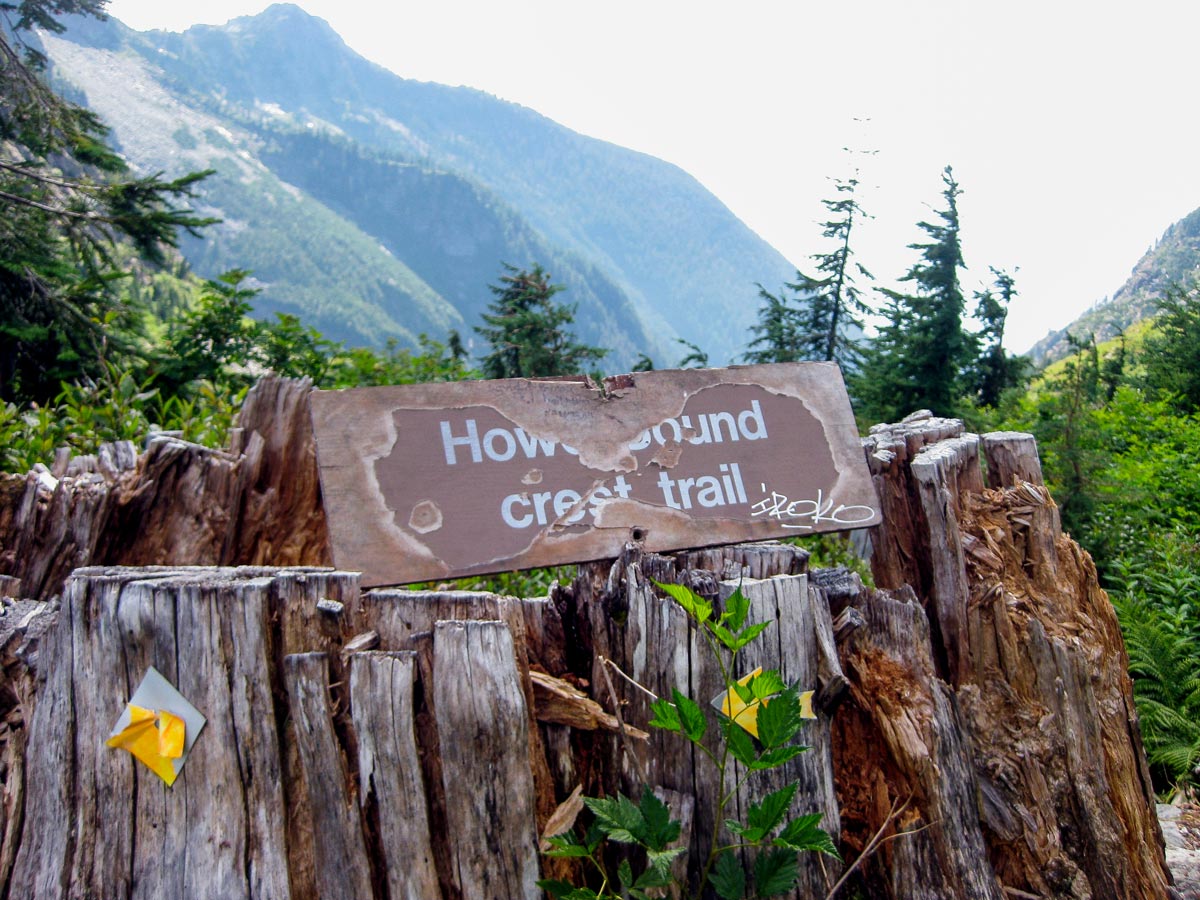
[0,376,330,601]
[840,413,1175,899]
[0,381,1179,900]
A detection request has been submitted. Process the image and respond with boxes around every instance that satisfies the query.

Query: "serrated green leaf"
[725,818,766,842]
[748,669,787,700]
[733,681,754,704]
[536,878,577,898]
[757,686,802,749]
[723,587,751,631]
[775,814,840,857]
[732,620,771,650]
[585,793,645,843]
[584,820,606,852]
[753,847,800,897]
[750,746,807,770]
[673,688,707,743]
[723,716,758,766]
[540,879,602,899]
[543,832,592,858]
[748,783,797,836]
[543,844,592,858]
[618,859,634,890]
[645,846,686,874]
[711,850,747,900]
[655,581,713,622]
[649,696,682,732]
[710,621,740,651]
[638,786,681,851]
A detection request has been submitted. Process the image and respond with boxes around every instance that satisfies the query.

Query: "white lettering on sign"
[750,485,877,530]
[628,400,768,450]
[500,475,635,529]
[442,399,768,466]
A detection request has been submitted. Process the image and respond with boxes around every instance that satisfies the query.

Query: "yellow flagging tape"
[105,667,206,787]
[716,667,817,739]
[105,706,185,786]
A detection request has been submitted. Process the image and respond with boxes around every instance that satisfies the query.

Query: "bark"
[0,376,331,601]
[842,413,1176,900]
[0,389,1175,900]
[578,543,843,898]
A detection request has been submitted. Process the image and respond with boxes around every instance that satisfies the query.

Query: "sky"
[105,0,1200,353]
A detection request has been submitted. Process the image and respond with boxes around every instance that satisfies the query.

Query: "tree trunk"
[0,376,331,601]
[0,383,1177,900]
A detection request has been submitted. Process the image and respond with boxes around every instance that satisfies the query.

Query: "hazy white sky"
[105,0,1200,352]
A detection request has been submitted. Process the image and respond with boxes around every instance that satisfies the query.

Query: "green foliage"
[475,263,608,379]
[1140,278,1200,413]
[323,334,476,388]
[676,339,709,369]
[1111,580,1200,798]
[991,307,1200,796]
[967,268,1029,407]
[747,174,871,369]
[0,262,478,474]
[540,582,836,899]
[853,166,971,421]
[0,1,215,404]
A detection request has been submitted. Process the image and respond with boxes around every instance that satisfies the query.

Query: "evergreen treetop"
[474,263,607,379]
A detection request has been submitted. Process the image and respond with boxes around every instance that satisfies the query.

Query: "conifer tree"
[969,267,1027,407]
[0,0,215,402]
[854,166,969,421]
[745,174,872,368]
[744,284,804,364]
[1141,279,1200,412]
[475,263,607,379]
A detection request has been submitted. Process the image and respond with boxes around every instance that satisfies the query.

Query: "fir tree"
[969,267,1027,407]
[0,0,215,402]
[744,284,804,364]
[854,166,969,421]
[1141,279,1200,412]
[745,174,872,368]
[475,263,607,379]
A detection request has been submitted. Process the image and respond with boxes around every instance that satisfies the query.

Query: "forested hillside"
[39,3,800,367]
[1030,206,1200,366]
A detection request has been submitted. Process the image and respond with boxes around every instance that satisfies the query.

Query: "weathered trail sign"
[310,363,879,586]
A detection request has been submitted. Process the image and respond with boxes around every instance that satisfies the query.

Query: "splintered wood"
[0,392,1176,899]
[0,376,331,602]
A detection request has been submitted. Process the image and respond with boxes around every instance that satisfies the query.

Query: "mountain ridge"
[1028,207,1200,365]
[48,5,797,366]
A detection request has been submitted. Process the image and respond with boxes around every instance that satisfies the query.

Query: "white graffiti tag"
[750,485,876,530]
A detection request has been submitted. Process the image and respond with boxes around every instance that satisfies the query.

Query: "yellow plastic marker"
[106,706,186,785]
[717,668,818,739]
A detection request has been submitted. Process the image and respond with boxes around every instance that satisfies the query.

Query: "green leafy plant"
[539,581,837,899]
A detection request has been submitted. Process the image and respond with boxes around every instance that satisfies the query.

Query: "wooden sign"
[309,363,879,586]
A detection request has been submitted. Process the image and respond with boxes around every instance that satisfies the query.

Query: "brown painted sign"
[310,363,880,587]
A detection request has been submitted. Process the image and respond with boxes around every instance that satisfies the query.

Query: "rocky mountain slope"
[44,5,798,367]
[1028,207,1200,366]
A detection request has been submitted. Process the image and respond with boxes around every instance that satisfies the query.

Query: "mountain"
[1028,207,1200,366]
[42,5,798,367]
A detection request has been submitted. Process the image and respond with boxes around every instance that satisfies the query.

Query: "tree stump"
[0,382,1178,900]
[0,376,331,602]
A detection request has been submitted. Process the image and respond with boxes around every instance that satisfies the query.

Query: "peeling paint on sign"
[309,363,880,587]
